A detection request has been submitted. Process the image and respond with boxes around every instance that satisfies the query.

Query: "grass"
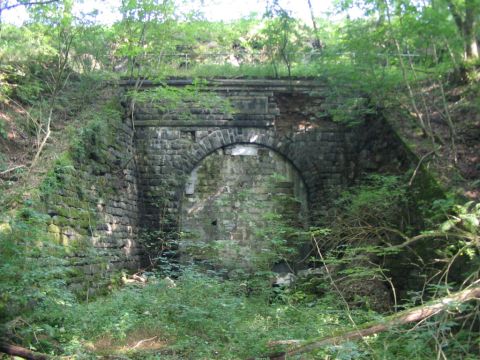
[20,265,473,360]
[127,51,441,83]
[25,269,380,359]
[1,56,477,360]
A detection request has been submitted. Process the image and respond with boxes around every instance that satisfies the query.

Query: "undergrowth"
[8,265,477,360]
[1,175,477,359]
[1,7,478,359]
[29,270,372,359]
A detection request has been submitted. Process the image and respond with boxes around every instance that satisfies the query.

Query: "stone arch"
[178,128,311,199]
[136,125,341,235]
[178,140,309,272]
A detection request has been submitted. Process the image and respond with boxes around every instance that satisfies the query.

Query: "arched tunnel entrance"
[179,144,308,274]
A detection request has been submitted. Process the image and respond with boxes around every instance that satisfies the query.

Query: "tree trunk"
[250,286,480,360]
[306,0,323,50]
[446,0,479,60]
[464,0,478,59]
[0,341,50,360]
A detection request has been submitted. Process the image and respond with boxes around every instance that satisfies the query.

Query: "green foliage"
[448,201,480,234]
[15,269,376,358]
[129,80,234,121]
[0,165,477,359]
[0,65,17,103]
[0,84,125,336]
[0,1,478,359]
[70,25,117,73]
[39,153,75,198]
[114,0,179,79]
[5,265,474,359]
[70,99,122,164]
[0,119,7,139]
[258,2,308,78]
[0,24,55,104]
[332,174,409,231]
[252,177,308,272]
[435,201,480,271]
[0,206,74,326]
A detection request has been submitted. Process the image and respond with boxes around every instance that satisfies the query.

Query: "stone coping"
[134,120,274,128]
[119,78,326,92]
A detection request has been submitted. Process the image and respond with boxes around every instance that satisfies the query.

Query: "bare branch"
[253,286,480,359]
[408,148,439,186]
[29,107,52,169]
[0,0,59,12]
[0,164,26,176]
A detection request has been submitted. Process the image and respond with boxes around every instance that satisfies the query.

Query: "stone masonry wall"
[6,79,412,290]
[43,104,143,289]
[179,143,308,272]
[131,79,411,247]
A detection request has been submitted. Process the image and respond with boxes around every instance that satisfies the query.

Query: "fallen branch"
[267,340,301,347]
[382,228,477,250]
[251,286,480,360]
[132,336,157,349]
[0,341,50,360]
[408,148,438,187]
[385,230,453,250]
[0,165,26,176]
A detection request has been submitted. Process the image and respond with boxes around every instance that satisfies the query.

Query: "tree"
[306,0,323,50]
[0,0,59,26]
[19,0,76,167]
[261,1,305,78]
[445,0,479,60]
[115,0,178,80]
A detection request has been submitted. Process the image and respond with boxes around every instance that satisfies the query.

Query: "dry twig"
[250,286,480,360]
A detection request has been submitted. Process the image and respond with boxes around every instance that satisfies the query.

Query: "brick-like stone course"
[46,79,412,283]
[45,116,143,288]
[132,79,411,233]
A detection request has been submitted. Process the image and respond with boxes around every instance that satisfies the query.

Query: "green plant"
[128,80,234,122]
[69,99,121,164]
[0,119,7,139]
[11,267,377,358]
[0,206,74,326]
[38,153,75,198]
[260,1,307,79]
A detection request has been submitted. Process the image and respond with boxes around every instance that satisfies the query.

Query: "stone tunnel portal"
[131,79,411,275]
[179,144,308,273]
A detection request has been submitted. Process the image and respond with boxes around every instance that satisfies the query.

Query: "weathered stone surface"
[132,80,411,254]
[179,144,308,271]
[40,111,144,287]
[46,79,411,283]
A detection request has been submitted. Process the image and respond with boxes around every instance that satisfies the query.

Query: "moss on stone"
[52,216,70,227]
[0,90,141,310]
